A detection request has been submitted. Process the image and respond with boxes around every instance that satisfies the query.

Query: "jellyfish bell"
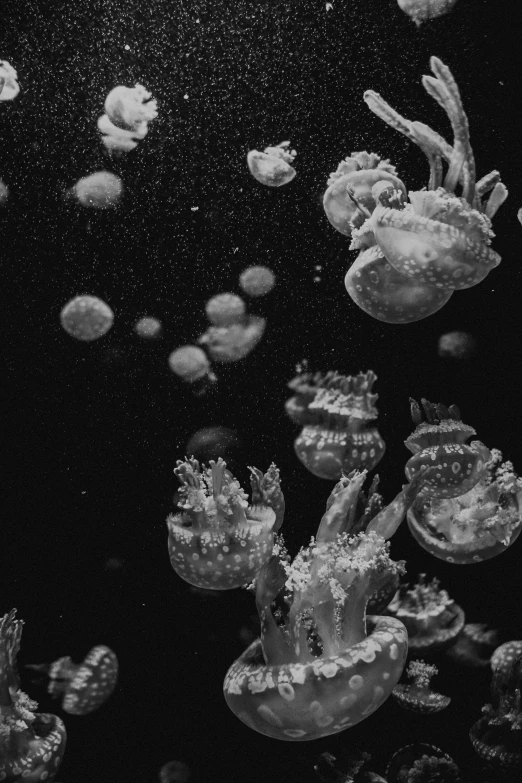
[134,315,162,339]
[0,60,20,101]
[198,315,266,363]
[159,760,191,783]
[438,330,476,359]
[397,0,459,27]
[205,292,246,326]
[0,179,9,205]
[104,83,158,133]
[247,141,297,187]
[60,295,114,342]
[67,171,123,209]
[185,426,240,462]
[168,345,214,384]
[239,265,276,297]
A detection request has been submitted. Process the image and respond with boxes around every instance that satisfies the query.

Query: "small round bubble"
[168,345,210,382]
[60,295,114,342]
[239,265,276,297]
[205,292,246,326]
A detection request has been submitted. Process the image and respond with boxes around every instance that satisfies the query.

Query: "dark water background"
[1,1,522,781]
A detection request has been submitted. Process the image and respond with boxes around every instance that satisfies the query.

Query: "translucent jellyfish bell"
[168,345,216,385]
[205,292,246,326]
[247,141,297,187]
[198,315,266,363]
[134,316,162,339]
[67,171,123,209]
[98,83,157,154]
[0,60,20,101]
[397,0,459,26]
[0,178,9,205]
[438,331,476,359]
[60,295,114,342]
[239,265,276,297]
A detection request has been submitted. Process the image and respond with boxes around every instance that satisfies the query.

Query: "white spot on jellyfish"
[389,643,399,660]
[349,675,364,690]
[278,683,295,701]
[257,704,283,727]
[451,462,461,474]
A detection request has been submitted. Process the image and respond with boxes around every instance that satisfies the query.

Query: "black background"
[1,1,522,781]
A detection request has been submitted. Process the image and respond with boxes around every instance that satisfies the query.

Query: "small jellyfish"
[60,295,114,342]
[386,574,465,655]
[0,178,9,204]
[247,141,297,187]
[185,426,240,462]
[239,265,276,297]
[168,345,216,385]
[392,660,451,713]
[404,398,491,499]
[27,646,118,715]
[447,623,499,668]
[386,744,460,783]
[397,0,459,27]
[159,760,191,783]
[315,751,386,783]
[98,83,157,154]
[0,610,67,783]
[0,60,20,101]
[292,370,386,481]
[66,171,123,209]
[134,316,162,339]
[166,458,284,589]
[205,292,246,326]
[198,315,266,363]
[438,331,476,359]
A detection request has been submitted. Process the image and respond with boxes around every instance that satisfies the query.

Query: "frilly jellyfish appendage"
[166,458,283,590]
[223,471,412,740]
[198,315,266,363]
[0,610,67,783]
[104,83,158,132]
[386,743,460,783]
[247,141,297,187]
[0,60,20,101]
[407,448,522,563]
[470,650,522,769]
[392,660,450,713]
[364,57,507,293]
[386,574,465,655]
[315,751,386,783]
[344,244,453,324]
[323,151,407,237]
[397,0,460,27]
[404,397,491,499]
[293,371,385,481]
[285,363,342,425]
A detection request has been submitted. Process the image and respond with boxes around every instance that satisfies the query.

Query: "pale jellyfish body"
[0,179,9,205]
[68,171,123,209]
[247,141,297,187]
[205,293,246,326]
[134,316,162,339]
[198,315,266,363]
[98,83,157,154]
[60,296,114,341]
[168,345,214,384]
[397,0,459,26]
[239,265,276,297]
[0,60,20,101]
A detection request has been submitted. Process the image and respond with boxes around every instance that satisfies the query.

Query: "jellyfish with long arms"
[223,469,433,740]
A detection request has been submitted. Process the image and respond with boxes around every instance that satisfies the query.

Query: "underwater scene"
[1,1,522,781]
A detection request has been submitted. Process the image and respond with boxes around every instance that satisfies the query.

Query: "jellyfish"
[205,293,246,326]
[323,151,407,237]
[223,470,433,741]
[166,458,284,590]
[247,141,297,187]
[60,295,114,342]
[386,744,461,783]
[446,623,499,668]
[0,60,20,101]
[66,171,123,209]
[285,363,341,425]
[168,345,216,385]
[491,641,522,677]
[0,178,9,205]
[386,574,465,656]
[363,58,506,293]
[134,316,162,339]
[404,398,491,499]
[315,751,386,783]
[407,448,522,563]
[470,651,522,769]
[27,646,118,715]
[292,370,386,481]
[0,610,67,782]
[159,760,191,783]
[438,330,476,359]
[198,315,266,363]
[397,0,459,26]
[98,83,157,154]
[392,660,450,714]
[239,265,276,298]
[185,426,240,462]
